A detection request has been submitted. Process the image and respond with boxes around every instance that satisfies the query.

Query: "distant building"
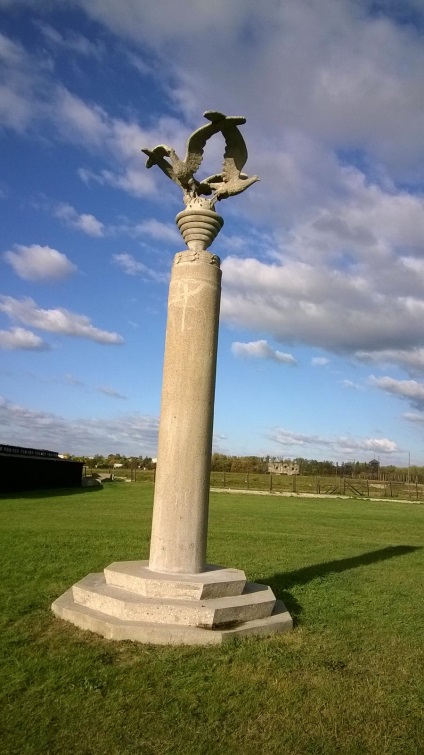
[368,458,380,477]
[268,461,299,476]
[0,443,83,492]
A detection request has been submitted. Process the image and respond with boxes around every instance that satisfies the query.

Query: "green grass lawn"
[1,483,423,755]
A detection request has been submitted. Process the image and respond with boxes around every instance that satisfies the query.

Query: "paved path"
[210,486,421,505]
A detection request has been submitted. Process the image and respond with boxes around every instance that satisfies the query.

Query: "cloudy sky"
[1,0,424,463]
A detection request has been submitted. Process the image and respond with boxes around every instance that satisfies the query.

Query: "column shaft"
[149,250,221,574]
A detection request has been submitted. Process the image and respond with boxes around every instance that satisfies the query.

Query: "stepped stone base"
[104,560,247,600]
[52,560,293,645]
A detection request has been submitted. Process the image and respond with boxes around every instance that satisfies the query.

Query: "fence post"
[223,471,226,487]
[343,478,346,495]
[292,474,296,493]
[367,479,370,497]
[246,472,249,490]
[269,474,272,492]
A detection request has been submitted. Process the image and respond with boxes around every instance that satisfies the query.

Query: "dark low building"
[0,444,83,493]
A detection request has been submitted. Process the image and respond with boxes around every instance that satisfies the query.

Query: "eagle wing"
[142,145,170,159]
[141,147,178,184]
[221,124,248,183]
[184,112,247,176]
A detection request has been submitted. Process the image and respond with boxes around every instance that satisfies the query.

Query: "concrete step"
[104,560,247,600]
[72,572,276,628]
[52,587,292,645]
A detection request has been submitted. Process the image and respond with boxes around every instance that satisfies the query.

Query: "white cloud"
[270,427,398,457]
[355,348,424,375]
[284,172,424,264]
[35,22,104,59]
[75,112,187,198]
[231,340,297,365]
[221,251,424,357]
[369,375,424,410]
[110,218,180,243]
[3,3,424,199]
[74,0,424,178]
[270,428,326,448]
[3,244,77,281]
[54,87,109,148]
[0,31,27,68]
[0,84,33,131]
[54,203,105,237]
[403,412,424,425]
[341,437,398,454]
[64,373,84,386]
[0,327,49,351]
[133,219,180,243]
[78,166,157,198]
[341,379,362,390]
[0,31,44,131]
[96,386,127,400]
[0,295,123,345]
[312,357,329,366]
[0,395,159,456]
[112,253,168,283]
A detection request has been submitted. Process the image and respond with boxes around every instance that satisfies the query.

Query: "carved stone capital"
[173,250,221,267]
[175,207,224,252]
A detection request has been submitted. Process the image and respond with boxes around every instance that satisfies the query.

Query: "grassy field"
[1,483,423,754]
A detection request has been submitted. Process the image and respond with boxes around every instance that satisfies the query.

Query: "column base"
[51,561,293,646]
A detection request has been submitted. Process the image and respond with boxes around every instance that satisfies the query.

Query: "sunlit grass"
[1,484,423,754]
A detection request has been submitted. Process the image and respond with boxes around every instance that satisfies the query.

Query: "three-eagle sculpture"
[142,111,259,208]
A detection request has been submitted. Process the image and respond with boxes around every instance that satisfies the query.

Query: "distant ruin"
[268,460,300,476]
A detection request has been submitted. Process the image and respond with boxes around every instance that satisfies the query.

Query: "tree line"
[211,455,424,479]
[64,454,156,470]
[63,452,424,479]
[210,454,383,476]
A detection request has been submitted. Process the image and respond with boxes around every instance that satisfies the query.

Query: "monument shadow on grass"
[263,545,421,623]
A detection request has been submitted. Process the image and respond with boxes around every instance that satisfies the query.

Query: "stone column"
[148,249,222,574]
[51,115,293,643]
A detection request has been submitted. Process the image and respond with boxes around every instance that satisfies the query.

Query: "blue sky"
[1,0,424,465]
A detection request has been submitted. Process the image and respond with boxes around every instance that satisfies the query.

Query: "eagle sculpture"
[142,111,259,208]
[200,122,259,204]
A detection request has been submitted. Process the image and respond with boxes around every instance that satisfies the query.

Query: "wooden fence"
[88,467,424,500]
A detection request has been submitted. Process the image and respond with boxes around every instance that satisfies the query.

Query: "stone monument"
[52,111,293,644]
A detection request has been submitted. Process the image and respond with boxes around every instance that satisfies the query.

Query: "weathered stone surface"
[141,111,259,212]
[71,573,275,628]
[52,589,292,646]
[51,558,292,643]
[148,250,221,574]
[104,561,247,600]
[176,207,223,251]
